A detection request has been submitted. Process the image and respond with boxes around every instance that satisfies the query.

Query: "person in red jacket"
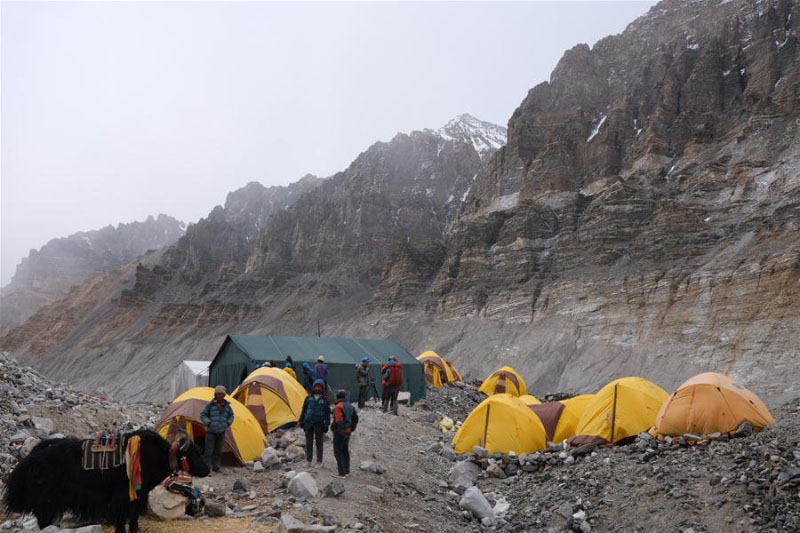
[381,356,403,416]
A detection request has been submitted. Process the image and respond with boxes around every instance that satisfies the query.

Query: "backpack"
[304,396,327,426]
[350,408,359,433]
[387,364,403,387]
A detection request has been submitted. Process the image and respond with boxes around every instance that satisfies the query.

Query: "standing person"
[299,380,330,468]
[314,356,329,393]
[381,356,404,416]
[285,355,295,373]
[331,390,357,478]
[301,362,315,392]
[355,357,370,409]
[200,385,234,472]
[284,362,297,381]
[260,361,272,368]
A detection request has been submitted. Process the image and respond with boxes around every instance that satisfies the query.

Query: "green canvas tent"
[208,335,426,403]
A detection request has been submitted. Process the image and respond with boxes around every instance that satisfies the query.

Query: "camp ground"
[208,335,426,404]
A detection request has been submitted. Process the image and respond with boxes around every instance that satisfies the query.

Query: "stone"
[359,460,386,474]
[579,521,592,533]
[558,502,574,519]
[323,480,345,497]
[473,446,489,458]
[287,472,318,500]
[449,460,481,489]
[73,526,104,533]
[397,392,411,404]
[20,436,41,459]
[233,479,249,492]
[735,422,754,438]
[442,447,457,461]
[486,463,506,479]
[285,444,305,460]
[459,486,494,520]
[365,485,384,495]
[572,510,587,521]
[253,461,265,472]
[277,433,298,449]
[571,445,596,457]
[279,514,336,532]
[205,501,227,517]
[148,484,189,520]
[261,447,280,468]
[31,417,54,435]
[9,430,30,444]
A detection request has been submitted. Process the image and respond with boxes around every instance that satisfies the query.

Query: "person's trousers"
[204,431,225,468]
[357,385,367,409]
[382,386,399,415]
[333,433,350,475]
[304,424,325,463]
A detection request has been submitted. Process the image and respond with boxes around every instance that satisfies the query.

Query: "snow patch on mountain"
[436,113,507,159]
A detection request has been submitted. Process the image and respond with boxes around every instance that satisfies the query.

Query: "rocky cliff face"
[0,214,185,334]
[3,0,798,403]
[1,117,501,399]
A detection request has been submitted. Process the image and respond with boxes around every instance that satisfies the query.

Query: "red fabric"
[387,364,403,387]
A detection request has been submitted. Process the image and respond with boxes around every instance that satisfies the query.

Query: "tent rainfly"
[169,361,211,399]
[209,335,426,403]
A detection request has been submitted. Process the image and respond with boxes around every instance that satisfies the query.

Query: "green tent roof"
[226,335,417,366]
[208,335,426,406]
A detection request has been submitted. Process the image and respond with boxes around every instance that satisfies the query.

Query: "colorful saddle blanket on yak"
[80,433,129,470]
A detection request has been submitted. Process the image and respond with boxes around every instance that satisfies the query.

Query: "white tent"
[169,360,211,399]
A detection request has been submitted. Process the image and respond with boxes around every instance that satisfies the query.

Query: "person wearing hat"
[201,385,235,472]
[314,355,329,393]
[355,357,371,409]
[299,380,331,467]
[284,362,298,381]
[260,361,272,368]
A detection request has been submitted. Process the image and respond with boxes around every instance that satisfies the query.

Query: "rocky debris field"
[2,351,799,533]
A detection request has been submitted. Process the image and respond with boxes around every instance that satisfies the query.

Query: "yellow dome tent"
[653,372,774,438]
[156,387,266,465]
[519,394,542,406]
[446,360,463,382]
[524,394,594,444]
[232,367,308,434]
[552,394,595,444]
[452,394,547,455]
[568,378,668,446]
[417,351,457,388]
[479,366,526,397]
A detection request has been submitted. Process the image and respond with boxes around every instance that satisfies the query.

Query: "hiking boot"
[332,473,346,479]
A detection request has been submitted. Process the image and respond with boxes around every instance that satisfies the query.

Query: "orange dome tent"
[653,372,774,438]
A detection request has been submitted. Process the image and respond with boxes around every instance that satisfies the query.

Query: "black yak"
[3,429,210,533]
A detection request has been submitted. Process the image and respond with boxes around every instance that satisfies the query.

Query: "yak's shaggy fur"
[3,429,209,533]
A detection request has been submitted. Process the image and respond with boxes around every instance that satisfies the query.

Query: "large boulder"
[288,472,318,500]
[31,417,54,435]
[20,437,41,459]
[261,447,281,468]
[449,460,481,489]
[459,486,494,520]
[148,485,188,520]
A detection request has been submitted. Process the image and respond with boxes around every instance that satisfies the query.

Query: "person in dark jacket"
[355,357,370,409]
[301,362,314,392]
[299,379,330,467]
[331,389,355,478]
[381,356,403,416]
[201,385,235,472]
[314,356,329,393]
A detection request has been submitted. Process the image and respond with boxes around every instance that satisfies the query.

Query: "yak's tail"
[3,440,60,513]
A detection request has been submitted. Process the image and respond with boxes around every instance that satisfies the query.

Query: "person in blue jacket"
[201,385,234,472]
[314,356,329,393]
[299,379,330,467]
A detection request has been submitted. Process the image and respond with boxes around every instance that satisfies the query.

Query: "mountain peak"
[437,113,507,157]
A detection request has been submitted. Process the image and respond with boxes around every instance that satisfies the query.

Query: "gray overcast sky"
[1,1,655,286]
